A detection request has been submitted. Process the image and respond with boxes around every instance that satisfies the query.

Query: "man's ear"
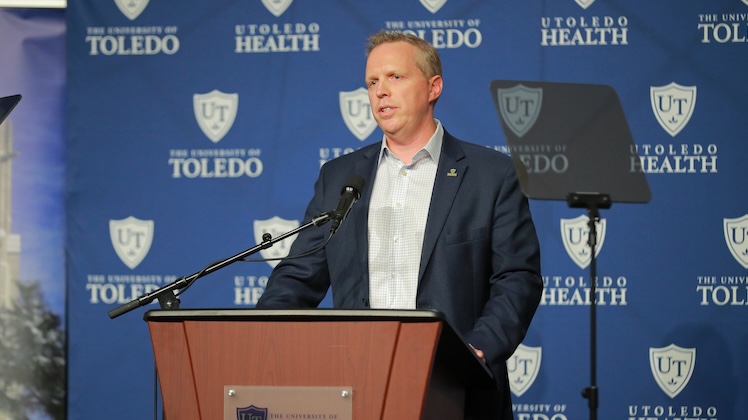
[429,75,443,102]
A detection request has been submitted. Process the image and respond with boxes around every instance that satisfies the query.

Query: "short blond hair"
[365,30,442,80]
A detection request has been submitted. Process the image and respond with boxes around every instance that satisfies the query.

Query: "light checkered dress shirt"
[368,121,443,309]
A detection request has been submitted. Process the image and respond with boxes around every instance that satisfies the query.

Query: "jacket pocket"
[446,227,489,245]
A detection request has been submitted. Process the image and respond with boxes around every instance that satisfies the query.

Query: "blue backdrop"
[66,0,748,419]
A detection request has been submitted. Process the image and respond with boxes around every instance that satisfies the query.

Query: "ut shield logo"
[254,217,300,268]
[575,0,595,9]
[649,344,696,398]
[339,88,376,141]
[561,215,606,270]
[110,216,154,269]
[420,0,447,13]
[262,0,292,17]
[497,84,542,138]
[194,90,239,143]
[114,0,149,20]
[237,404,268,420]
[724,214,748,269]
[650,82,697,137]
[507,344,541,397]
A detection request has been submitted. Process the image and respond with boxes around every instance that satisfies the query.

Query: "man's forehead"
[366,44,418,73]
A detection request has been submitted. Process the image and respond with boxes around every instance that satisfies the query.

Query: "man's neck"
[385,120,437,165]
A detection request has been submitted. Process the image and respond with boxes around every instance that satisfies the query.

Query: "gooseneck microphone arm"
[108,175,366,320]
[107,212,333,319]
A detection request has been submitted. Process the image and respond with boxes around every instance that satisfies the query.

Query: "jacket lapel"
[350,146,381,290]
[418,132,466,281]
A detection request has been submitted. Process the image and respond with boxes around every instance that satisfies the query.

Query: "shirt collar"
[377,119,444,165]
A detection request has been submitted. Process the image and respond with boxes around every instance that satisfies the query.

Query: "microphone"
[330,175,365,234]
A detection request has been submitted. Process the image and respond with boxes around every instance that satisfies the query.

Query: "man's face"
[365,41,441,143]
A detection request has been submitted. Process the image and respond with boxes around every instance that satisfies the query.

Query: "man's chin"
[377,120,401,136]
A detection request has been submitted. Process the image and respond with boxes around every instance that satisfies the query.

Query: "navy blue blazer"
[257,131,542,419]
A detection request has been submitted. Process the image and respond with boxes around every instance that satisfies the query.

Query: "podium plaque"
[224,385,353,420]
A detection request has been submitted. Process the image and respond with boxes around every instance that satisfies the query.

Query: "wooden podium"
[145,309,493,420]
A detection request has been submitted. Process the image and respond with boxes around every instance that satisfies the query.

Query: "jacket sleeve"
[255,167,335,309]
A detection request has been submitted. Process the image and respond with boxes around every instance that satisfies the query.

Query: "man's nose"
[376,81,389,97]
